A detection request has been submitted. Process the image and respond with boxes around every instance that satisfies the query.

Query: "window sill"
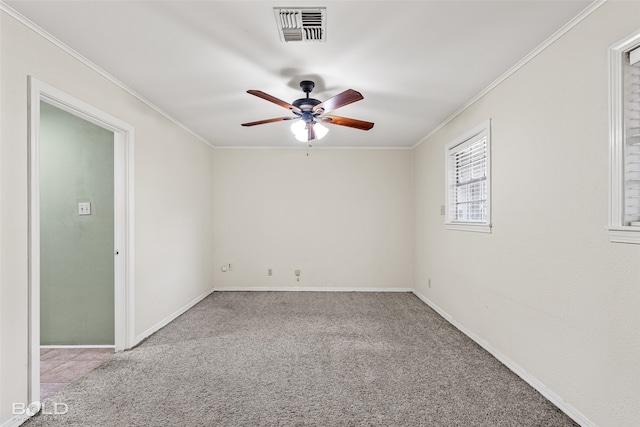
[608,227,640,244]
[445,222,492,233]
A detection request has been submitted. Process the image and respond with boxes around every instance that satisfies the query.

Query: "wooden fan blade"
[313,89,363,112]
[241,117,296,127]
[247,90,302,113]
[308,123,317,141]
[321,115,374,131]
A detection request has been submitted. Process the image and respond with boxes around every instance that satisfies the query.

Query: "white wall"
[0,10,214,424]
[413,2,640,426]
[213,148,413,290]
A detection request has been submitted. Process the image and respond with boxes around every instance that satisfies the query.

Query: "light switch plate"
[78,202,91,215]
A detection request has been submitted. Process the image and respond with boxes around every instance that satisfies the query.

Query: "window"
[445,119,491,233]
[609,30,640,243]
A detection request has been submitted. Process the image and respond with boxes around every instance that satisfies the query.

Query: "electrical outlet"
[440,205,445,216]
[221,265,228,272]
[295,270,301,276]
[268,268,273,276]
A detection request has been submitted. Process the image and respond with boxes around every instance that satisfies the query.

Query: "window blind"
[449,135,488,222]
[624,45,640,225]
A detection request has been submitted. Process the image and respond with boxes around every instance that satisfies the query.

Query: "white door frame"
[27,77,135,404]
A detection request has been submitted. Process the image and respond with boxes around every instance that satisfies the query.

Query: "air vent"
[274,7,326,42]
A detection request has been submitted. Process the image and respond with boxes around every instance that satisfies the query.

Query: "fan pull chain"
[307,143,312,156]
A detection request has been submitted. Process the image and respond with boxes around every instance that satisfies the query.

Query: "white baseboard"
[134,287,214,345]
[213,287,413,292]
[1,415,29,427]
[40,345,115,349]
[410,289,595,427]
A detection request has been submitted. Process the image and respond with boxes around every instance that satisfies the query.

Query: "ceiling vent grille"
[274,7,326,42]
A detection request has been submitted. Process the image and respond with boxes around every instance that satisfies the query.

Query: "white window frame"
[608,30,640,244]
[445,119,491,233]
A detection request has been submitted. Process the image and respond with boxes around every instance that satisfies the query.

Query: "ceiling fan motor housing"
[293,97,322,111]
[293,81,324,122]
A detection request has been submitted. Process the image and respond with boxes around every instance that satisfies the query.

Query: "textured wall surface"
[213,148,414,290]
[413,2,640,426]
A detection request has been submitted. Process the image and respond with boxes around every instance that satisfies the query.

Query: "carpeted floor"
[25,291,578,426]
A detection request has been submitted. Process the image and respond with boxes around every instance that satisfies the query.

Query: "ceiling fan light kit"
[241,80,374,143]
[290,120,328,142]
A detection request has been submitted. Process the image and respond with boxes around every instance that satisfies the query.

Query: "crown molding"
[212,145,412,150]
[0,1,214,148]
[412,0,608,149]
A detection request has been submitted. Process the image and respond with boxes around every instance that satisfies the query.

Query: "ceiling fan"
[241,80,374,142]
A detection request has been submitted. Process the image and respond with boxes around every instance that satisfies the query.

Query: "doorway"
[38,102,116,399]
[39,101,115,345]
[28,78,135,405]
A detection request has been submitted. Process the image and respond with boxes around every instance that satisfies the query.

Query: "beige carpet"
[24,291,578,426]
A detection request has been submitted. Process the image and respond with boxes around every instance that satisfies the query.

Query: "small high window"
[445,119,491,233]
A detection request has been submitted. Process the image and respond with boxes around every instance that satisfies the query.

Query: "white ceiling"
[7,0,593,148]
